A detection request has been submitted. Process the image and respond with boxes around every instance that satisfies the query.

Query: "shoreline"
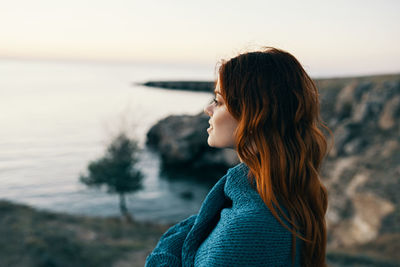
[0,199,169,267]
[1,199,398,266]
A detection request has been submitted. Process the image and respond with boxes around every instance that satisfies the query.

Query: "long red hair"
[218,47,329,267]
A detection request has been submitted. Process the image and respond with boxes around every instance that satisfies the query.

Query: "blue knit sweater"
[145,163,303,266]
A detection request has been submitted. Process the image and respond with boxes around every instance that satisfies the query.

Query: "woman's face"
[203,78,238,148]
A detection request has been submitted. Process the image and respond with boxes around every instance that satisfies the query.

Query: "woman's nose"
[204,103,212,116]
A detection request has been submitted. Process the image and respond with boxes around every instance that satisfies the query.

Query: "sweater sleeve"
[194,213,294,266]
[145,214,197,267]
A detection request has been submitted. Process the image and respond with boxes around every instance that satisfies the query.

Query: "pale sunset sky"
[1,0,399,77]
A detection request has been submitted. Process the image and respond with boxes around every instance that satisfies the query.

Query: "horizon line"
[1,55,399,80]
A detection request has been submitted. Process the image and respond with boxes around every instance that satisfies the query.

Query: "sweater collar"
[224,162,267,210]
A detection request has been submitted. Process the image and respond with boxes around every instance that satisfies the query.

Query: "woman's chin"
[207,136,214,147]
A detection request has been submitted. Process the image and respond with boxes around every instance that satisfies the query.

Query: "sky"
[0,0,399,77]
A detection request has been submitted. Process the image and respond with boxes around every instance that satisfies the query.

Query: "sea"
[0,59,216,224]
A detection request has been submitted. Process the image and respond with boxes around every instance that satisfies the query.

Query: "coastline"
[1,199,399,266]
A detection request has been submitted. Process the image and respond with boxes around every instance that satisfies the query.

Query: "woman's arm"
[145,214,197,267]
[194,213,295,266]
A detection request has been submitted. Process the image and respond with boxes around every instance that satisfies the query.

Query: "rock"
[179,191,194,200]
[146,112,239,173]
[146,113,209,164]
[352,91,384,124]
[334,81,362,121]
[331,122,364,156]
[379,95,400,130]
[140,81,215,92]
[328,191,395,248]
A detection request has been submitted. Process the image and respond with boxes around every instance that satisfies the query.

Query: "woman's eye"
[212,98,219,106]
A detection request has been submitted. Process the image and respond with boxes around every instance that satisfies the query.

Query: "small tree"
[80,133,143,221]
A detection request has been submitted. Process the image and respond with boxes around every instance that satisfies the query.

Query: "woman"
[146,47,329,267]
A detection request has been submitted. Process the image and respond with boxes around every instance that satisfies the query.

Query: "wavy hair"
[218,47,330,267]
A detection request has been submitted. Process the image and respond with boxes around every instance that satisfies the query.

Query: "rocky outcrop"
[146,113,239,180]
[140,81,214,92]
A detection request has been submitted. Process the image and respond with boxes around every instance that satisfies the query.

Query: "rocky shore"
[0,200,169,267]
[145,73,400,264]
[1,194,398,266]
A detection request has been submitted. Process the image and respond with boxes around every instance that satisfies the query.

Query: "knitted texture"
[146,163,303,266]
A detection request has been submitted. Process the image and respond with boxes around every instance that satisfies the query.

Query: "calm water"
[0,59,216,223]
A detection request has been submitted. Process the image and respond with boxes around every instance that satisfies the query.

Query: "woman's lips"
[207,120,213,133]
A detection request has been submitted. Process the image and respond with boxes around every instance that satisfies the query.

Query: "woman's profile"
[146,47,329,267]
